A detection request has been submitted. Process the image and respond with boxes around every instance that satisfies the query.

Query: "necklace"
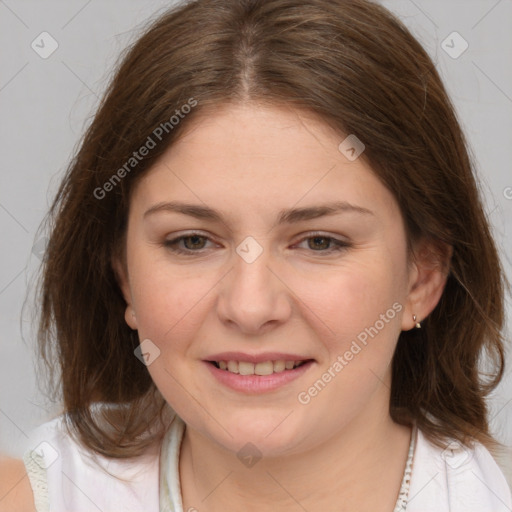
[394,422,417,511]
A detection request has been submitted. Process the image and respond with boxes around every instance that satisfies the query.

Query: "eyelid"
[291,231,351,252]
[292,230,349,242]
[164,230,218,248]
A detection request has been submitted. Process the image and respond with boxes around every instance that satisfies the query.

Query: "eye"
[163,233,214,254]
[294,233,351,254]
[163,232,351,256]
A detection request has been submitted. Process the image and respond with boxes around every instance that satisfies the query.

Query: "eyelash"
[163,232,351,255]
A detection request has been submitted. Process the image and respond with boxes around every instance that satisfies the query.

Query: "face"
[116,102,422,457]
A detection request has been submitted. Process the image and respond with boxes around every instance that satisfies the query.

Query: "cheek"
[125,236,210,343]
[130,267,215,403]
[292,258,404,353]
[133,269,213,346]
[292,264,405,417]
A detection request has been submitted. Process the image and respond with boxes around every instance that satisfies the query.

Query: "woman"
[1,0,510,510]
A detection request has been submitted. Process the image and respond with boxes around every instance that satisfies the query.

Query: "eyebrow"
[144,200,374,227]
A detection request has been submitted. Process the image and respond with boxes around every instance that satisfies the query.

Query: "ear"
[402,238,452,331]
[112,254,138,330]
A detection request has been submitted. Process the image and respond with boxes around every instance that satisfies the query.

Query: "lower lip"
[203,360,315,393]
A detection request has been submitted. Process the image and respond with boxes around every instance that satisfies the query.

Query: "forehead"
[165,102,345,167]
[130,102,401,226]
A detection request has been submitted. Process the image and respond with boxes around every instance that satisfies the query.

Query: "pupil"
[310,236,328,250]
[185,235,204,249]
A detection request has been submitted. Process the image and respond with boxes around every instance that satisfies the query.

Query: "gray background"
[1,0,511,484]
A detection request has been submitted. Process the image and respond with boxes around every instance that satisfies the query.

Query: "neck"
[178,396,412,512]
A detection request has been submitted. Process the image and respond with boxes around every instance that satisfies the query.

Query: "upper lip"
[204,352,314,364]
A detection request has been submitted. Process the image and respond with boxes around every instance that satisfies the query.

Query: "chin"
[211,413,307,458]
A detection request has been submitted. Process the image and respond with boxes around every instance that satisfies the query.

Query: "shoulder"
[407,426,512,512]
[0,417,66,512]
[20,414,162,512]
[0,457,36,512]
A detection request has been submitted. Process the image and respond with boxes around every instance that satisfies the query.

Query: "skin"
[0,458,36,512]
[114,102,449,512]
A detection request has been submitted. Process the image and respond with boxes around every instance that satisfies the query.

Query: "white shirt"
[22,414,512,512]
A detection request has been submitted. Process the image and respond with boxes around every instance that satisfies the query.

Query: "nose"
[216,245,292,335]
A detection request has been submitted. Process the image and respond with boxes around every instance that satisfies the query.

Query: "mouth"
[203,358,316,393]
[206,359,313,375]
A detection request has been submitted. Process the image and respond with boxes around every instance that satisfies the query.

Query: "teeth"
[214,359,307,375]
[255,361,273,376]
[273,360,285,372]
[239,361,254,375]
[227,360,239,373]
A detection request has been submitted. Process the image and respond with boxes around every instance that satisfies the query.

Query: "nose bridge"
[235,239,274,291]
[216,236,291,333]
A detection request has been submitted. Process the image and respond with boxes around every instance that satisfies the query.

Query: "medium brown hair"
[35,0,508,458]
